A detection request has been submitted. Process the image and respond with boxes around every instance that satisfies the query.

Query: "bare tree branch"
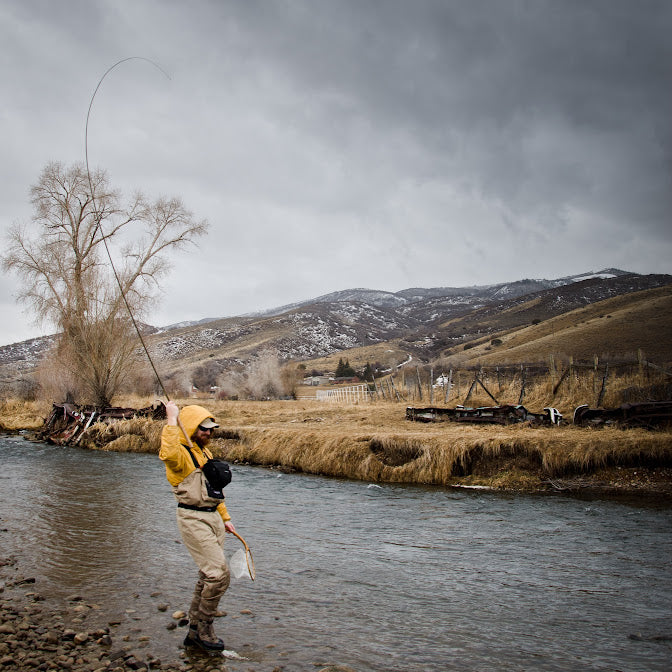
[2,161,208,405]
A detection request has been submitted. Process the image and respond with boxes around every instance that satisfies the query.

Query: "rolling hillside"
[1,269,671,394]
[451,284,672,365]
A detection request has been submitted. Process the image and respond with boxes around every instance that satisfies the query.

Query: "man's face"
[193,425,213,448]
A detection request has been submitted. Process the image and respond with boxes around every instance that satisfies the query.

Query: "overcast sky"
[1,0,671,346]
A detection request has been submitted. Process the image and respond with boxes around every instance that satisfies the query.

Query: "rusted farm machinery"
[42,401,166,446]
[406,404,563,426]
[406,400,672,429]
[573,401,672,429]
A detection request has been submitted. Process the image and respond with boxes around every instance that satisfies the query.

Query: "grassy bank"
[3,398,671,496]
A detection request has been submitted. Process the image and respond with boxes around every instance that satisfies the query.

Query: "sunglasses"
[197,425,214,433]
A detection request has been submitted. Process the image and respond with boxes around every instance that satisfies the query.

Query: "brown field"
[3,395,671,496]
[451,284,672,365]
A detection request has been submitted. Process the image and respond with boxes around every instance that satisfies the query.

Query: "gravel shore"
[1,557,358,672]
[0,555,197,672]
[1,556,304,672]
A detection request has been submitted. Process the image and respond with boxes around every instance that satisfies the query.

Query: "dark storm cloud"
[1,0,670,345]
[222,0,672,229]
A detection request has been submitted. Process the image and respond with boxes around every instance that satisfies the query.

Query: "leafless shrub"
[219,350,292,400]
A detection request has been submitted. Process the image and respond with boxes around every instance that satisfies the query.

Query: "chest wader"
[175,446,231,652]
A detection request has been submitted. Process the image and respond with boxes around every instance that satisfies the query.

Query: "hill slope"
[452,284,672,365]
[1,270,670,393]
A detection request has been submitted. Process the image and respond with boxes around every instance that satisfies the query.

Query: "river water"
[1,435,670,671]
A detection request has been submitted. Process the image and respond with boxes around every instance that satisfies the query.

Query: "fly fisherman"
[159,401,235,651]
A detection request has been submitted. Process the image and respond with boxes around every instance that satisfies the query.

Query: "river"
[1,435,670,671]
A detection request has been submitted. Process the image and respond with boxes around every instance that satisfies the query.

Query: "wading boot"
[196,618,225,651]
[183,623,201,648]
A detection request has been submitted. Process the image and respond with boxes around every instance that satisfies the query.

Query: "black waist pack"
[201,459,232,497]
[185,445,232,499]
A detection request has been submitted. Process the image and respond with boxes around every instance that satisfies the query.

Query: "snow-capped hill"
[311,288,408,308]
[156,317,219,333]
[246,270,635,319]
[567,270,621,282]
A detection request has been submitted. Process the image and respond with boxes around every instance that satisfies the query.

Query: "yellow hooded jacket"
[159,405,230,522]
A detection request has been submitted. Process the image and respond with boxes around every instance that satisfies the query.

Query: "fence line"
[307,352,670,407]
[316,384,373,404]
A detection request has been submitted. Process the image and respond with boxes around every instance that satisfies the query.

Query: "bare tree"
[219,350,297,400]
[2,162,207,406]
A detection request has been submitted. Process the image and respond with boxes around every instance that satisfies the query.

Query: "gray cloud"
[1,0,670,345]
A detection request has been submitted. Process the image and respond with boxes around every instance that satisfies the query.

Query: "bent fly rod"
[84,57,194,447]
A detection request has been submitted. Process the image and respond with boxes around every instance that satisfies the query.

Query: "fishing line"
[84,56,172,401]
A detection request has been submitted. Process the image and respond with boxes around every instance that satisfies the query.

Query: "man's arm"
[159,401,191,477]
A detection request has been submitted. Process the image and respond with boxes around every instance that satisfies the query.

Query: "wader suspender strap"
[183,444,200,469]
[183,443,211,469]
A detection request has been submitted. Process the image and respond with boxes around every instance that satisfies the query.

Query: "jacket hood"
[178,405,217,441]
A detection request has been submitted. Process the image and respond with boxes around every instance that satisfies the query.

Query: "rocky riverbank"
[1,556,198,672]
[0,556,357,672]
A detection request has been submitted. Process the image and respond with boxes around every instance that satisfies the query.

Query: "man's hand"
[225,521,236,534]
[165,400,179,425]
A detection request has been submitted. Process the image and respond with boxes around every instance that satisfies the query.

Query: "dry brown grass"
[204,406,672,488]
[0,398,52,430]
[81,416,164,453]
[3,397,671,491]
[377,364,670,417]
[194,400,672,489]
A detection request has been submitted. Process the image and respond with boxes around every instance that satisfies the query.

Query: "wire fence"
[311,351,672,408]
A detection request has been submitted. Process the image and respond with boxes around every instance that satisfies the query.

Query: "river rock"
[62,627,77,640]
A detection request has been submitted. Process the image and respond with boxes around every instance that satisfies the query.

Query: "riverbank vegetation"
[2,396,671,496]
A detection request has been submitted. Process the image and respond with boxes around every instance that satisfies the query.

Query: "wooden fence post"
[416,367,423,401]
[518,367,527,405]
[593,355,599,395]
[390,375,402,401]
[464,378,477,404]
[476,376,499,405]
[597,364,609,407]
[552,367,569,395]
[568,356,574,392]
[444,369,453,404]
